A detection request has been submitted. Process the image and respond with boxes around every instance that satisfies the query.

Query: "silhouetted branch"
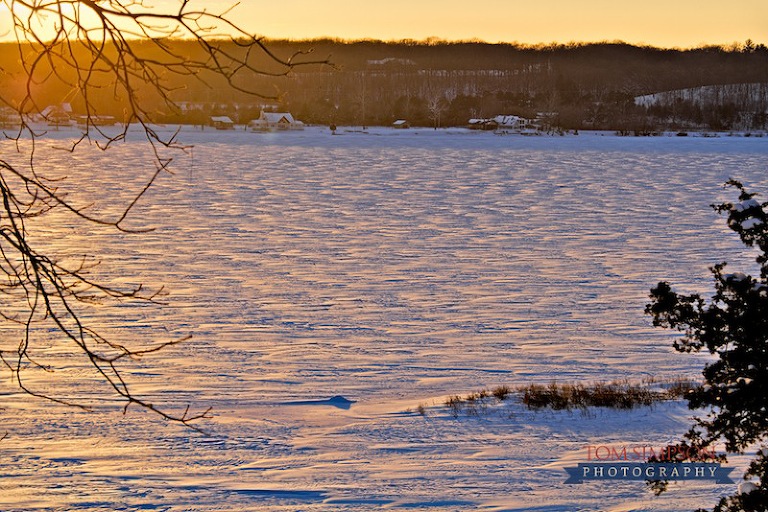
[0,0,329,429]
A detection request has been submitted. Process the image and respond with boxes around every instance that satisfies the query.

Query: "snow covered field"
[0,127,766,511]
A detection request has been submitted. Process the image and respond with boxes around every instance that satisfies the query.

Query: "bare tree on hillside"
[425,91,447,130]
[0,0,328,430]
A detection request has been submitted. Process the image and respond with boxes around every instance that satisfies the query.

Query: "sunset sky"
[204,0,766,48]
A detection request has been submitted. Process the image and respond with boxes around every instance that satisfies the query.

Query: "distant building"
[248,111,304,131]
[76,114,116,127]
[0,107,17,128]
[467,118,487,130]
[392,119,410,129]
[367,57,417,67]
[467,114,532,133]
[41,103,73,127]
[211,116,235,130]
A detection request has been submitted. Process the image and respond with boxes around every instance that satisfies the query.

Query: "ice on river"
[0,126,766,511]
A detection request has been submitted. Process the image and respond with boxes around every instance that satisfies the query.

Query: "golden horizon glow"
[194,0,766,49]
[0,1,763,49]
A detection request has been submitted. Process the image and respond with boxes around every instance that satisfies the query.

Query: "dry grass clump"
[444,386,514,417]
[437,378,698,417]
[491,385,512,401]
[520,381,649,410]
[520,378,698,411]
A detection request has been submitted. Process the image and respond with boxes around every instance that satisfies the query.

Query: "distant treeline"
[3,38,767,130]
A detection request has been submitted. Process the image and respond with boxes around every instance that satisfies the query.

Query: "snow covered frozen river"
[1,127,766,511]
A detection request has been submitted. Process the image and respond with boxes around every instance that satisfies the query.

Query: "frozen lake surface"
[1,127,766,511]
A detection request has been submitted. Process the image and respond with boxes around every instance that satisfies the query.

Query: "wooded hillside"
[3,39,766,130]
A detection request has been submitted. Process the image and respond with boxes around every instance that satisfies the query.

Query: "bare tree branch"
[0,0,330,430]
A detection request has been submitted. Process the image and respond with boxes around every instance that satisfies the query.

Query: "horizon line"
[251,36,766,51]
[0,34,762,52]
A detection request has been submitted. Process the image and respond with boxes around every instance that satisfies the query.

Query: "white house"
[467,114,531,132]
[491,115,527,130]
[211,116,235,130]
[41,103,73,126]
[392,119,410,129]
[248,112,304,131]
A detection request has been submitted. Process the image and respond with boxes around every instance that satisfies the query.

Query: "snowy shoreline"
[24,121,768,140]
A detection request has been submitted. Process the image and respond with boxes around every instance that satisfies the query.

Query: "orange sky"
[0,1,763,48]
[196,0,767,48]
